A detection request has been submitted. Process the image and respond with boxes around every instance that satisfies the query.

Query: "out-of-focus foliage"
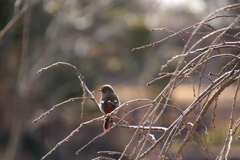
[0,0,239,160]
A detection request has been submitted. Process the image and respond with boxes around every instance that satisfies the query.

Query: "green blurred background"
[0,0,239,159]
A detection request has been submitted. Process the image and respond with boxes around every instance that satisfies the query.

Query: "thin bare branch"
[32,97,92,123]
[41,115,105,160]
[116,125,167,132]
[0,5,29,40]
[98,151,135,160]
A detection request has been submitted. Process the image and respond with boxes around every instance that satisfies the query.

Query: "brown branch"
[139,68,239,159]
[116,124,167,132]
[33,3,240,160]
[98,151,135,160]
[76,104,152,155]
[174,69,239,159]
[131,6,240,52]
[0,5,29,40]
[33,62,99,123]
[218,75,240,159]
[32,97,92,123]
[92,156,115,160]
[41,115,105,160]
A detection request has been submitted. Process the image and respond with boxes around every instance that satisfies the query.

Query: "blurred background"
[0,0,239,159]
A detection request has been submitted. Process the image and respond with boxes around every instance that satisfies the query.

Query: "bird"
[98,84,120,131]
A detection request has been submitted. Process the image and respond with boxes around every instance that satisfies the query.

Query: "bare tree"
[31,3,240,160]
[2,1,239,160]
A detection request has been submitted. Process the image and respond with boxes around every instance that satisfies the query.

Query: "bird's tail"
[104,116,110,131]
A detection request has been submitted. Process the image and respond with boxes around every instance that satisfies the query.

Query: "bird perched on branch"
[98,84,119,131]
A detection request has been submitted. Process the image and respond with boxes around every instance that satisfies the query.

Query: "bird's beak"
[98,88,101,91]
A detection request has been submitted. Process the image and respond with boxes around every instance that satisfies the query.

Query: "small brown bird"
[98,84,120,131]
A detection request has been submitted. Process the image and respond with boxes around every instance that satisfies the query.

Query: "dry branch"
[33,3,240,160]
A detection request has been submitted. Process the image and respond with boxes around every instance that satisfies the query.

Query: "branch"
[0,5,29,40]
[32,97,92,123]
[41,115,105,160]
[116,124,167,132]
[33,62,99,123]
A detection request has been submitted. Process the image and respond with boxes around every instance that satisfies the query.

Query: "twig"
[76,104,152,155]
[92,156,115,160]
[37,62,99,107]
[174,69,239,159]
[116,125,167,132]
[41,115,105,160]
[98,151,135,160]
[33,62,99,123]
[218,74,240,159]
[140,68,239,159]
[151,28,186,45]
[0,5,29,40]
[32,97,92,123]
[131,9,240,52]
